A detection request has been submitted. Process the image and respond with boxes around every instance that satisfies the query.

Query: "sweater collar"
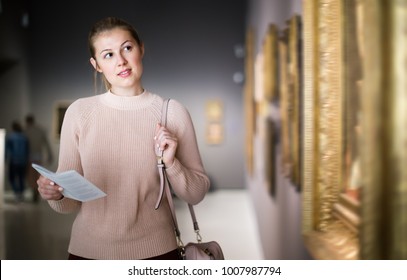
[100,89,154,110]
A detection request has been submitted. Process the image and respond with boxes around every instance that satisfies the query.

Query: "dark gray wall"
[1,0,247,190]
[0,0,30,131]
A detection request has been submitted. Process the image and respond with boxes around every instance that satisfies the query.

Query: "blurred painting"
[342,0,364,203]
[287,15,302,189]
[264,118,276,196]
[53,101,71,140]
[244,28,256,176]
[279,29,291,178]
[263,23,279,102]
[206,122,223,145]
[205,100,223,122]
[301,0,358,260]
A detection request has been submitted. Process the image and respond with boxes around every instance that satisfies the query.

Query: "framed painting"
[244,27,256,176]
[264,118,276,196]
[205,99,223,122]
[302,0,407,260]
[205,99,224,145]
[53,101,72,140]
[263,23,279,102]
[334,0,363,235]
[205,122,223,145]
[301,0,357,259]
[358,0,407,259]
[287,14,302,189]
[279,29,291,178]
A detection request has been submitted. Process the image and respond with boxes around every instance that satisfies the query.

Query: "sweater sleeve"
[164,100,210,205]
[48,100,84,213]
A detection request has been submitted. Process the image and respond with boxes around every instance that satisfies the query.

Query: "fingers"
[154,123,177,166]
[37,175,64,201]
[154,123,177,151]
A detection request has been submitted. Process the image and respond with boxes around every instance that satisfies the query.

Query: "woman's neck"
[110,85,144,97]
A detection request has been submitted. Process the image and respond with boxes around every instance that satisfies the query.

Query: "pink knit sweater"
[48,90,210,259]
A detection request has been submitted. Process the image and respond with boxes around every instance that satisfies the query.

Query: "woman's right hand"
[37,175,64,201]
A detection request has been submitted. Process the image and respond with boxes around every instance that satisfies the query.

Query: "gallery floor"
[0,188,263,260]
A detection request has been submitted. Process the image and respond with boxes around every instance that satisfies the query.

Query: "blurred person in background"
[25,114,54,203]
[6,121,29,202]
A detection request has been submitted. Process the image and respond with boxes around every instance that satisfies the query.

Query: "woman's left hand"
[154,123,178,167]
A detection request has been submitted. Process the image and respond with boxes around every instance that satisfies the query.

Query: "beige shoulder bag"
[155,99,225,260]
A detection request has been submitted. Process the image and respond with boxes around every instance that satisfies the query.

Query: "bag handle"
[154,99,170,210]
[155,99,202,246]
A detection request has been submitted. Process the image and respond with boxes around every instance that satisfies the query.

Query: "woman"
[37,17,210,260]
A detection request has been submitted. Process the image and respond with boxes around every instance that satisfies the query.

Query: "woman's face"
[90,28,144,95]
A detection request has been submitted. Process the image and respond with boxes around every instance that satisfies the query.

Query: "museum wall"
[245,0,311,259]
[0,0,30,132]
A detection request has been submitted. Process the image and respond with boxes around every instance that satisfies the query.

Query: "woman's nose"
[117,53,127,66]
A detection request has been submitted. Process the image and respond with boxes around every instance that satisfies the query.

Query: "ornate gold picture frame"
[263,24,278,102]
[279,29,291,178]
[287,15,302,189]
[244,27,256,176]
[302,0,407,260]
[279,15,302,189]
[263,24,279,195]
[302,0,356,260]
[264,118,276,196]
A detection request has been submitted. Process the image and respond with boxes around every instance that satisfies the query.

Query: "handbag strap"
[155,99,202,244]
[154,99,170,210]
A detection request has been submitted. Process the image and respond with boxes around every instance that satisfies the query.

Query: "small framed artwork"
[205,100,223,122]
[53,101,72,140]
[205,122,224,145]
[264,118,276,196]
[244,27,256,176]
[263,23,279,102]
[205,99,224,145]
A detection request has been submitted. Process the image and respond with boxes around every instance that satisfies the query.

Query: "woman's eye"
[124,45,133,52]
[103,52,113,59]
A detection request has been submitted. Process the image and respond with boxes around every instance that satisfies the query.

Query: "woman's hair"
[88,17,143,92]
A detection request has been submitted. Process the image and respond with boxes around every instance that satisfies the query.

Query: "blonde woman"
[37,17,209,260]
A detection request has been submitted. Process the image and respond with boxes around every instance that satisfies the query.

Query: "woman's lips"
[118,69,131,77]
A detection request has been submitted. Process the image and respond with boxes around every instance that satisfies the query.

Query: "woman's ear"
[140,43,145,58]
[90,57,102,73]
